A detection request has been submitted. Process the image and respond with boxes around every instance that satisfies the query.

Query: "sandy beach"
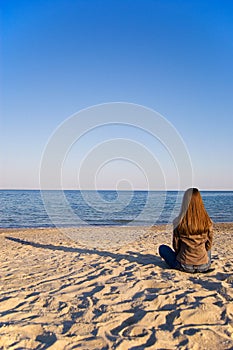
[0,223,233,350]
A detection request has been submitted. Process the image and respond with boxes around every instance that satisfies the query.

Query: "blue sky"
[1,0,233,190]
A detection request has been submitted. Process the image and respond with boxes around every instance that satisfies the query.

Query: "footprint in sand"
[121,324,149,338]
[116,325,155,349]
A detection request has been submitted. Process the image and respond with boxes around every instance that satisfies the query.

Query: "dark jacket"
[173,226,213,265]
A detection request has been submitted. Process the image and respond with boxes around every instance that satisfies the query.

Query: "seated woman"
[159,188,213,273]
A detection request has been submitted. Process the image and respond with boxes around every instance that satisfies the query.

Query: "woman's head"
[175,188,212,235]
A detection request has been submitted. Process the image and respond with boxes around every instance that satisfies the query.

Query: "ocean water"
[0,190,232,229]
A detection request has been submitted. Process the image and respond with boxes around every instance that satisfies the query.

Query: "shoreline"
[0,221,232,232]
[0,223,233,349]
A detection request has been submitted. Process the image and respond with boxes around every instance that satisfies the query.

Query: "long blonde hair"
[174,188,212,235]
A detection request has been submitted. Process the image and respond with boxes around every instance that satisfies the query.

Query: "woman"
[159,188,213,273]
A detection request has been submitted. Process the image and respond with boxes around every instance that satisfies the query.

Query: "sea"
[0,190,232,229]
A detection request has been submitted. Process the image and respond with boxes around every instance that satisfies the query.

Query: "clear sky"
[1,0,233,190]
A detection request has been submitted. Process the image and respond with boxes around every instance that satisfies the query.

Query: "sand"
[0,223,233,350]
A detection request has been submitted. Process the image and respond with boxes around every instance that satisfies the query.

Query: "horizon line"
[0,188,232,192]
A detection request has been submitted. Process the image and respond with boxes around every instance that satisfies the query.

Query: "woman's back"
[159,188,213,273]
[173,188,213,265]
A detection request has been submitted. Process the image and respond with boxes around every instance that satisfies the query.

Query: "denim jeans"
[159,245,211,273]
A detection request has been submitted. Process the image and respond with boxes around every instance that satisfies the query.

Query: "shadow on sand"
[5,236,164,267]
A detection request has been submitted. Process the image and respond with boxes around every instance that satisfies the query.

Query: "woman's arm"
[205,225,213,251]
[172,227,181,253]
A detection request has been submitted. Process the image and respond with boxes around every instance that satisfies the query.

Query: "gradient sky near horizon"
[1,0,233,190]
